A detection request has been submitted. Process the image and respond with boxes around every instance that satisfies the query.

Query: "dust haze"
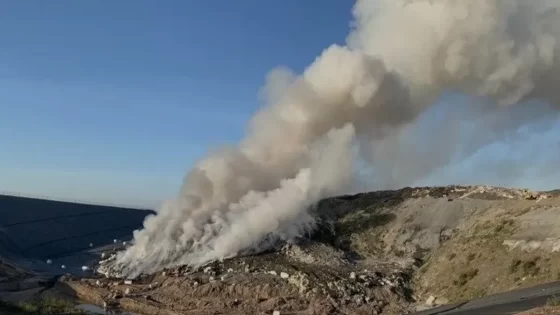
[112,0,560,277]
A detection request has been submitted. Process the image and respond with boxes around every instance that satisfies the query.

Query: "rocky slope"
[4,185,560,314]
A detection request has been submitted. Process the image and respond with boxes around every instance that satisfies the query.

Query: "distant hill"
[0,194,155,261]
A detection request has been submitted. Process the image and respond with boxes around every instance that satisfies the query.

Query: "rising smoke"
[112,0,560,277]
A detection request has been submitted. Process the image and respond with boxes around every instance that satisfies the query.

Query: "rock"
[268,271,278,276]
[350,272,356,279]
[280,272,289,279]
[426,295,436,306]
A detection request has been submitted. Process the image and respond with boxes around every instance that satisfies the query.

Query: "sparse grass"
[469,288,487,299]
[510,259,522,273]
[547,295,560,307]
[0,297,83,315]
[494,219,516,234]
[453,268,479,287]
[522,257,541,276]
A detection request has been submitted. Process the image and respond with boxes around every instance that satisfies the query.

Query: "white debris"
[46,259,52,265]
[350,272,356,279]
[61,265,66,269]
[280,272,289,279]
[209,276,215,282]
[227,268,234,273]
[89,243,93,248]
[81,266,89,271]
[96,280,101,286]
[124,280,132,285]
[125,288,131,295]
[193,282,198,287]
[426,296,436,306]
[122,241,127,246]
[204,267,213,273]
[103,301,107,309]
[162,271,166,277]
[148,284,152,289]
[113,239,118,244]
[101,253,106,259]
[273,311,281,315]
[221,276,227,281]
[268,271,278,276]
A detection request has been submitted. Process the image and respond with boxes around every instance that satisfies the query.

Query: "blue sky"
[0,1,352,207]
[1,1,559,208]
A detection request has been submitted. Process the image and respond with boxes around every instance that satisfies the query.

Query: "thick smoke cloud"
[112,0,560,278]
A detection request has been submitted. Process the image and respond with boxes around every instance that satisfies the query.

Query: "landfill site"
[2,186,560,314]
[4,1,560,314]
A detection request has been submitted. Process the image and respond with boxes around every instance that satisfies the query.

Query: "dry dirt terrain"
[2,185,560,314]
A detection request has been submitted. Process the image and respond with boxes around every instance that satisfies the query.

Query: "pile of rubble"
[69,238,416,314]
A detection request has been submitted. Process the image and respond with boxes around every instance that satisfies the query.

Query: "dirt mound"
[4,185,560,314]
[80,238,413,314]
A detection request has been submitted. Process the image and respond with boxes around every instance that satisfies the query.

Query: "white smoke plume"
[112,0,560,277]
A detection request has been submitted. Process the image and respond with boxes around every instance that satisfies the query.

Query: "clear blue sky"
[0,1,353,207]
[0,1,558,208]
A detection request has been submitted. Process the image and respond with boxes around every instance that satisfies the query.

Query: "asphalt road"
[0,194,154,275]
[414,281,560,314]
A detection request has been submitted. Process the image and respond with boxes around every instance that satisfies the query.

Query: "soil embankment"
[4,187,560,314]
